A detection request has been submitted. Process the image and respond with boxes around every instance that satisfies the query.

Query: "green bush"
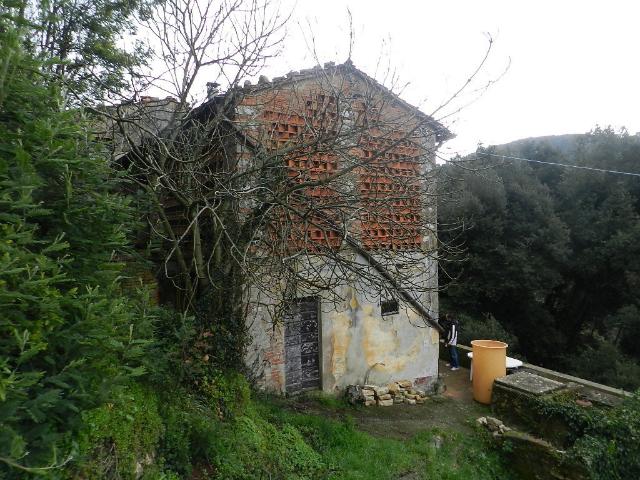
[146,308,199,387]
[156,372,252,476]
[157,394,196,477]
[566,339,640,391]
[156,384,325,479]
[570,391,640,479]
[198,370,251,419]
[0,11,154,476]
[456,312,521,354]
[193,288,249,371]
[210,412,325,479]
[523,388,640,479]
[157,388,222,477]
[75,384,164,479]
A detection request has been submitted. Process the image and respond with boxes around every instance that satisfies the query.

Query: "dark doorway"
[284,297,321,393]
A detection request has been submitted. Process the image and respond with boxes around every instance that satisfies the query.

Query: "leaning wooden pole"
[341,234,444,334]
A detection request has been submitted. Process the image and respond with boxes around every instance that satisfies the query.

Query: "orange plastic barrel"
[471,340,508,404]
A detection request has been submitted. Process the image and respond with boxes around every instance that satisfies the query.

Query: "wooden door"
[284,297,321,393]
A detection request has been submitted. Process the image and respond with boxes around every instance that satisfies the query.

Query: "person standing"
[444,313,460,371]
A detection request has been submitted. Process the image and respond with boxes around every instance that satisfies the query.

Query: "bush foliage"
[529,391,640,480]
[76,384,164,479]
[455,312,521,355]
[0,9,153,476]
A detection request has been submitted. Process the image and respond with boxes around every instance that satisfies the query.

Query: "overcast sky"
[259,0,640,158]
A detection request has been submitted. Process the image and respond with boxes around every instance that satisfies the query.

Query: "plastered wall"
[321,279,439,392]
[244,253,439,394]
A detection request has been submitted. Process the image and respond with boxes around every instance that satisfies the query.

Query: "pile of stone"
[476,416,512,436]
[349,380,431,407]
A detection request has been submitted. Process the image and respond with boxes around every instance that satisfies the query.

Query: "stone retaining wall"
[440,341,629,400]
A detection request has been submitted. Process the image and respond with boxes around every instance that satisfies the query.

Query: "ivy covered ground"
[50,361,512,479]
[71,371,516,480]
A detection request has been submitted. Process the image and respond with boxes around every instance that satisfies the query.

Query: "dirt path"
[287,361,490,440]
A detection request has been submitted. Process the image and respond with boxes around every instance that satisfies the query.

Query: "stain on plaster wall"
[324,286,438,391]
[329,312,352,387]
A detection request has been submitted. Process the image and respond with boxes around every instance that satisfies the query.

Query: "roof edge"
[217,61,454,143]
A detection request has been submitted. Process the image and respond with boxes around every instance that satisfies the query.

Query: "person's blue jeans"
[449,345,459,368]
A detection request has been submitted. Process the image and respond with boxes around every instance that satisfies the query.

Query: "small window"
[381,299,399,316]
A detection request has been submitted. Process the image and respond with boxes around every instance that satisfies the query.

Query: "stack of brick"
[387,379,429,405]
[356,380,430,407]
[361,385,394,406]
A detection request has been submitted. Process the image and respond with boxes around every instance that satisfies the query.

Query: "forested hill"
[438,128,640,390]
[493,133,585,157]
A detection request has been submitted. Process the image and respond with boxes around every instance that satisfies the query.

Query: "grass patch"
[72,380,516,479]
[416,429,515,480]
[255,397,516,480]
[301,390,351,410]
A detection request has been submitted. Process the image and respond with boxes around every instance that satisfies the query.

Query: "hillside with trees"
[439,128,640,390]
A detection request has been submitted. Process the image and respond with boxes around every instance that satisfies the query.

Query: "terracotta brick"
[235,72,434,254]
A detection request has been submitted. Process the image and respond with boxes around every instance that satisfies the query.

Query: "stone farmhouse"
[101,61,452,395]
[209,62,453,394]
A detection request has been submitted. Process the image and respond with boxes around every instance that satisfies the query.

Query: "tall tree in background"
[439,128,640,389]
[439,149,570,362]
[22,0,149,101]
[551,129,640,341]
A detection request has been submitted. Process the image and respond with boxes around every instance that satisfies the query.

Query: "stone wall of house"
[245,289,287,393]
[320,273,439,392]
[233,66,439,252]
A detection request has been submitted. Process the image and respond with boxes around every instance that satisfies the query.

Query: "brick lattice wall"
[236,73,431,252]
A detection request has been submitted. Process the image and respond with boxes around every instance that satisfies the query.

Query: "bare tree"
[95,0,497,351]
[224,65,449,328]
